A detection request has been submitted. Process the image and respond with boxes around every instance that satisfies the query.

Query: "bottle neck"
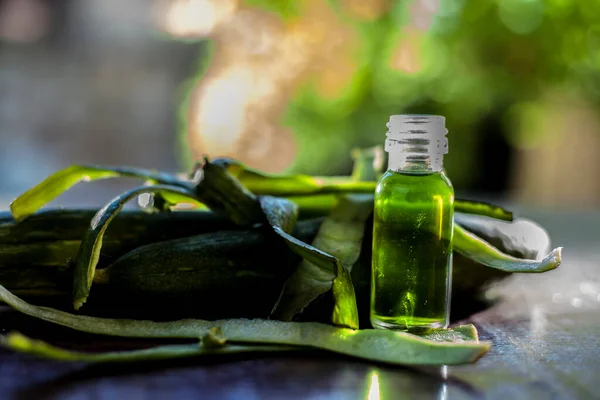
[385,115,448,174]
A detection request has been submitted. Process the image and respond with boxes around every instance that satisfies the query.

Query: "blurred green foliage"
[182,0,600,188]
[284,0,599,185]
[243,0,300,19]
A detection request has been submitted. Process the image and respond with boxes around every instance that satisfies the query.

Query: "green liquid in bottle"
[370,170,454,331]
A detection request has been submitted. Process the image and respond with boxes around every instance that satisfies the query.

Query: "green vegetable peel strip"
[270,195,373,324]
[66,160,360,329]
[213,158,376,196]
[266,148,377,326]
[1,332,295,363]
[10,165,190,221]
[453,224,562,273]
[72,185,202,310]
[0,326,480,364]
[163,163,360,329]
[21,159,548,322]
[212,157,513,221]
[259,196,360,329]
[9,159,513,223]
[0,284,489,366]
[454,200,513,221]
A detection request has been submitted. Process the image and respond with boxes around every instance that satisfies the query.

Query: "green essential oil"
[370,114,454,331]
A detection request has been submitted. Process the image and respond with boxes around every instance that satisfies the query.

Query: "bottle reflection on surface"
[438,365,448,400]
[363,366,449,400]
[367,370,380,400]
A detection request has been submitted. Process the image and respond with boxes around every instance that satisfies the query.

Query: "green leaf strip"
[453,224,562,273]
[270,195,372,325]
[1,332,294,362]
[0,284,489,366]
[259,196,360,330]
[10,165,189,221]
[213,158,376,196]
[214,158,513,220]
[454,200,513,221]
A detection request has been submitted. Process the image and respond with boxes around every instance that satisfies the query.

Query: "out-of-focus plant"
[156,0,600,188]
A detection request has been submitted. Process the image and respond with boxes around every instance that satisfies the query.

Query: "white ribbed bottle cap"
[385,114,448,155]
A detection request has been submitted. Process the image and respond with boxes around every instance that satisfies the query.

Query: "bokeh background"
[1,0,599,211]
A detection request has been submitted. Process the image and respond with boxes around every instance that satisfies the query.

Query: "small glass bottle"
[370,114,454,331]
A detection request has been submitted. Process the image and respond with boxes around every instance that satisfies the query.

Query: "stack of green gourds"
[0,148,562,366]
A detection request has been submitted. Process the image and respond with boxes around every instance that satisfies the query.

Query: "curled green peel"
[259,196,360,330]
[262,149,377,327]
[72,185,202,310]
[271,195,372,324]
[68,160,361,330]
[454,224,562,273]
[0,284,489,366]
[10,165,188,221]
